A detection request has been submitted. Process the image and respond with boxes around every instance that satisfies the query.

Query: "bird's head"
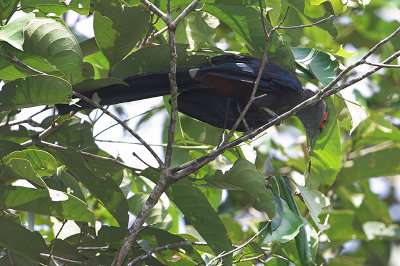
[295,90,328,152]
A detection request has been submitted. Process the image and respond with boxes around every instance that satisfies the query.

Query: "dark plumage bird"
[57,54,328,147]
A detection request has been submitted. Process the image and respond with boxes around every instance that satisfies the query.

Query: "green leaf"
[166,179,233,265]
[267,0,281,26]
[2,158,47,188]
[291,47,339,86]
[127,194,172,230]
[330,0,347,16]
[48,147,129,227]
[0,75,71,111]
[298,185,330,231]
[93,1,150,69]
[0,13,34,50]
[339,146,400,185]
[0,216,48,263]
[0,186,95,223]
[0,43,60,81]
[23,18,84,83]
[262,201,303,244]
[201,159,275,217]
[20,0,90,15]
[202,3,295,70]
[0,0,19,22]
[307,97,341,188]
[4,150,58,177]
[0,139,24,158]
[138,227,204,264]
[72,77,128,94]
[363,221,400,240]
[324,210,361,241]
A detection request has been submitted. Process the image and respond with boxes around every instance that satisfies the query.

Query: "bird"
[56,54,328,148]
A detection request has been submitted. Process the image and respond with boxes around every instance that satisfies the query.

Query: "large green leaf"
[23,18,84,83]
[338,146,400,185]
[48,147,129,228]
[291,47,339,86]
[0,216,48,263]
[1,158,47,188]
[166,178,233,265]
[93,1,150,69]
[0,75,71,111]
[4,150,58,177]
[307,97,341,188]
[0,13,34,50]
[0,186,95,223]
[21,0,90,15]
[201,159,275,217]
[262,201,303,244]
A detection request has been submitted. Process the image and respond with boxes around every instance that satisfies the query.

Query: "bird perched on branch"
[57,54,328,148]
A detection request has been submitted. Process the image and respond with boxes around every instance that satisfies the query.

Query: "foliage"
[1,0,400,265]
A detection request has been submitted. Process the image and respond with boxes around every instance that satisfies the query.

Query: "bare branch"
[0,117,41,128]
[128,241,207,265]
[48,220,67,265]
[71,90,164,167]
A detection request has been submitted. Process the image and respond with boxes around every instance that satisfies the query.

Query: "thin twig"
[71,91,164,167]
[20,113,72,147]
[6,249,14,266]
[206,222,270,266]
[278,15,334,30]
[128,241,207,265]
[0,117,41,128]
[48,220,67,265]
[40,140,141,171]
[0,52,45,75]
[364,61,400,68]
[40,253,84,265]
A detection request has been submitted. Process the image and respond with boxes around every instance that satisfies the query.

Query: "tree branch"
[71,91,164,167]
[128,241,207,265]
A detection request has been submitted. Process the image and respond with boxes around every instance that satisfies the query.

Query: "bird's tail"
[56,69,202,114]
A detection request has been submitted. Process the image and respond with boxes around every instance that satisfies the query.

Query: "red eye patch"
[320,111,328,131]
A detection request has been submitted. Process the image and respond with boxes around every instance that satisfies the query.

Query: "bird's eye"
[319,111,328,131]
